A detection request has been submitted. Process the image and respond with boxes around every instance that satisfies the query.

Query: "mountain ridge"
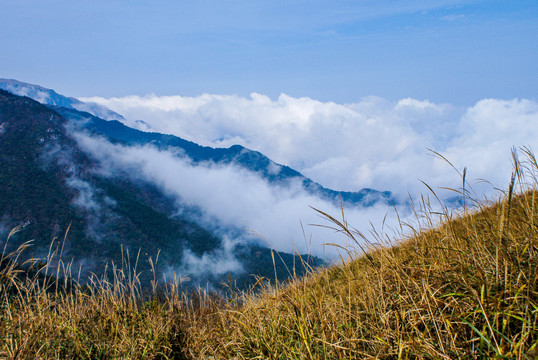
[0,79,394,207]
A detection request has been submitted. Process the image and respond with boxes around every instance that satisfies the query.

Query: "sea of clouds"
[78,93,538,260]
[82,94,538,197]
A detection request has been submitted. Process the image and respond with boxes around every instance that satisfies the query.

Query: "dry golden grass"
[1,148,537,359]
[0,238,188,359]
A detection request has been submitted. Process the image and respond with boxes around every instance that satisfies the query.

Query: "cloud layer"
[74,133,404,259]
[82,94,538,199]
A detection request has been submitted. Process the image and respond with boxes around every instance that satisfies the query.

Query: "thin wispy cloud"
[440,14,467,22]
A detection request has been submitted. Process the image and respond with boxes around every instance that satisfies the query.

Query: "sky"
[1,0,537,105]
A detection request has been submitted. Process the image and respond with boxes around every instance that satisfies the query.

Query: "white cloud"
[396,98,445,112]
[443,99,538,189]
[82,94,538,201]
[171,237,244,280]
[67,177,101,211]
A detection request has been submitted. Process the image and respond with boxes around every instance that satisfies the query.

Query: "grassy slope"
[187,188,538,359]
[1,164,538,359]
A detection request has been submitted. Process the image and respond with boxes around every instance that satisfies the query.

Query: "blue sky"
[1,0,536,104]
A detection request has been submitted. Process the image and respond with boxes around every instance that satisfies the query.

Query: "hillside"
[0,78,125,121]
[0,89,217,275]
[1,152,536,358]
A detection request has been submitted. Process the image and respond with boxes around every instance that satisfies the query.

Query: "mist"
[73,132,409,260]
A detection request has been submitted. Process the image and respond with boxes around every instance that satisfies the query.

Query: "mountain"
[0,79,394,208]
[0,89,321,288]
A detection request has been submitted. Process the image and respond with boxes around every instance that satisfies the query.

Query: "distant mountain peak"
[0,78,125,122]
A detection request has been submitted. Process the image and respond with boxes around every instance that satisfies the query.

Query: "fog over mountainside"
[0,89,227,285]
